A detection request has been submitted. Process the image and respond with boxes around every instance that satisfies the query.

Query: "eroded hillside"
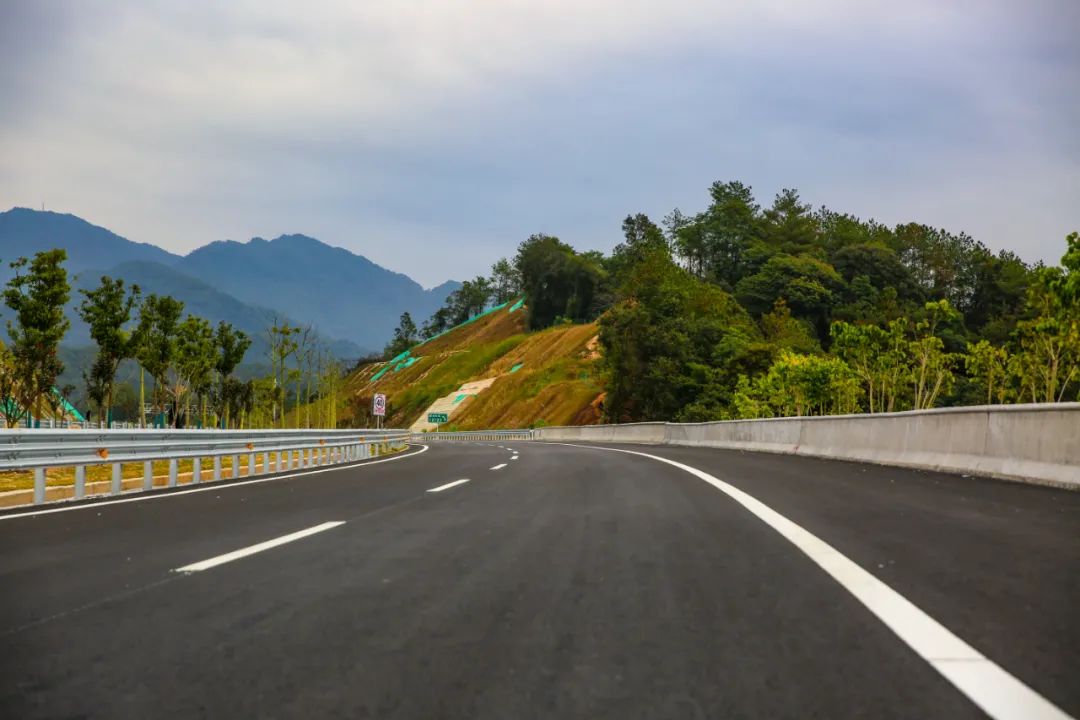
[343,302,604,430]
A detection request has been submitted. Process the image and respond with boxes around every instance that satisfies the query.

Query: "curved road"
[0,441,1076,719]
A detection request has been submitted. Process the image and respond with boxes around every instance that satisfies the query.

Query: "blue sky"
[1,0,1077,286]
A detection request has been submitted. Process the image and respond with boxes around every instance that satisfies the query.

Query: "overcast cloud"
[1,0,1077,286]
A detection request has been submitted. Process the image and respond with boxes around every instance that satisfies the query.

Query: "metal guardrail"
[0,428,411,505]
[0,419,139,429]
[415,430,534,442]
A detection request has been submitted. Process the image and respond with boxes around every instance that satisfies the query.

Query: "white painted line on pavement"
[428,478,471,493]
[554,442,1074,720]
[0,445,431,520]
[490,463,507,470]
[174,521,345,573]
[510,456,519,461]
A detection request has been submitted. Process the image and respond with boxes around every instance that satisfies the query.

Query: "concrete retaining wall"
[533,403,1080,488]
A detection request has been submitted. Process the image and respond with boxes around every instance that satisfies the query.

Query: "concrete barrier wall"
[534,403,1080,488]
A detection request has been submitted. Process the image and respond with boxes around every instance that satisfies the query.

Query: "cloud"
[0,0,1076,284]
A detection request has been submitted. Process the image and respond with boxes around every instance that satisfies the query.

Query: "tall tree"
[172,315,216,427]
[213,321,251,428]
[489,258,522,304]
[385,312,419,358]
[266,318,300,428]
[77,276,141,426]
[135,294,185,425]
[4,249,71,424]
[515,234,603,329]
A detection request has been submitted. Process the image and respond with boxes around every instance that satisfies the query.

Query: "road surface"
[0,441,1076,719]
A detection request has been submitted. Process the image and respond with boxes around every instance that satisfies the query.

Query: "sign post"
[373,393,386,430]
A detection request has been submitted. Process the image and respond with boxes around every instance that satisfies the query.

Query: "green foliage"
[516,234,605,330]
[134,293,184,421]
[735,253,844,328]
[489,258,522,304]
[599,248,762,422]
[735,351,861,418]
[1009,265,1079,402]
[77,275,141,423]
[3,249,71,422]
[385,312,419,358]
[174,315,216,425]
[965,340,1009,404]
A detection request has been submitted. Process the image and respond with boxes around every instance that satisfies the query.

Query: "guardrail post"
[74,465,86,499]
[143,460,153,491]
[168,458,178,487]
[231,454,240,479]
[111,463,121,495]
[33,467,45,505]
[193,457,201,484]
[213,455,222,482]
[248,452,256,476]
[274,451,281,473]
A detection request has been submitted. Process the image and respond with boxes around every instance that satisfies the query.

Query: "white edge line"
[174,521,345,573]
[427,478,471,493]
[490,463,507,470]
[0,445,431,520]
[550,442,1073,720]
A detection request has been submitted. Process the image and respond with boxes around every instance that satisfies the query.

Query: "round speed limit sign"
[372,393,387,416]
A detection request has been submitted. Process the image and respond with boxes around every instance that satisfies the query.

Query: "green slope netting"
[370,297,525,385]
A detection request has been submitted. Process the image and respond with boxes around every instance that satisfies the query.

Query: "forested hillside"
[396,179,1077,426]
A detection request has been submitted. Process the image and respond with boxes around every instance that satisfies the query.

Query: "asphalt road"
[0,441,1076,719]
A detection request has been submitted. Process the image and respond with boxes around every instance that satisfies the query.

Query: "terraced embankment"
[344,302,604,430]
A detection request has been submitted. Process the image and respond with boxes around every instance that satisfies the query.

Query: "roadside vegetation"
[4,179,1076,431]
[0,249,346,429]
[365,179,1078,426]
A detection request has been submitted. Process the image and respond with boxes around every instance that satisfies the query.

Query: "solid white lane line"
[428,478,470,493]
[174,521,345,573]
[0,445,431,520]
[490,463,507,470]
[555,442,1073,720]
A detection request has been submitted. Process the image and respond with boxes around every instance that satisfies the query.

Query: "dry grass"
[294,305,606,430]
[0,456,249,492]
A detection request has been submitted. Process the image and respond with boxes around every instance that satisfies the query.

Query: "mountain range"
[0,207,461,358]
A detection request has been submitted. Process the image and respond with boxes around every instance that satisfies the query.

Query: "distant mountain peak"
[1,207,462,350]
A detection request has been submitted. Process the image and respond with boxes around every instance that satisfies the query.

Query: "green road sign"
[427,413,448,424]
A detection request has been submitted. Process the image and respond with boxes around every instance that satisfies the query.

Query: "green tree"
[0,343,26,426]
[174,315,216,427]
[599,248,762,421]
[4,249,71,424]
[910,300,961,410]
[77,275,141,425]
[737,351,860,418]
[608,214,670,284]
[213,321,251,427]
[135,294,185,424]
[489,258,522,304]
[760,188,819,253]
[81,355,112,423]
[965,340,1009,405]
[516,234,604,329]
[734,253,845,338]
[384,312,419,358]
[1009,263,1079,403]
[266,318,300,428]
